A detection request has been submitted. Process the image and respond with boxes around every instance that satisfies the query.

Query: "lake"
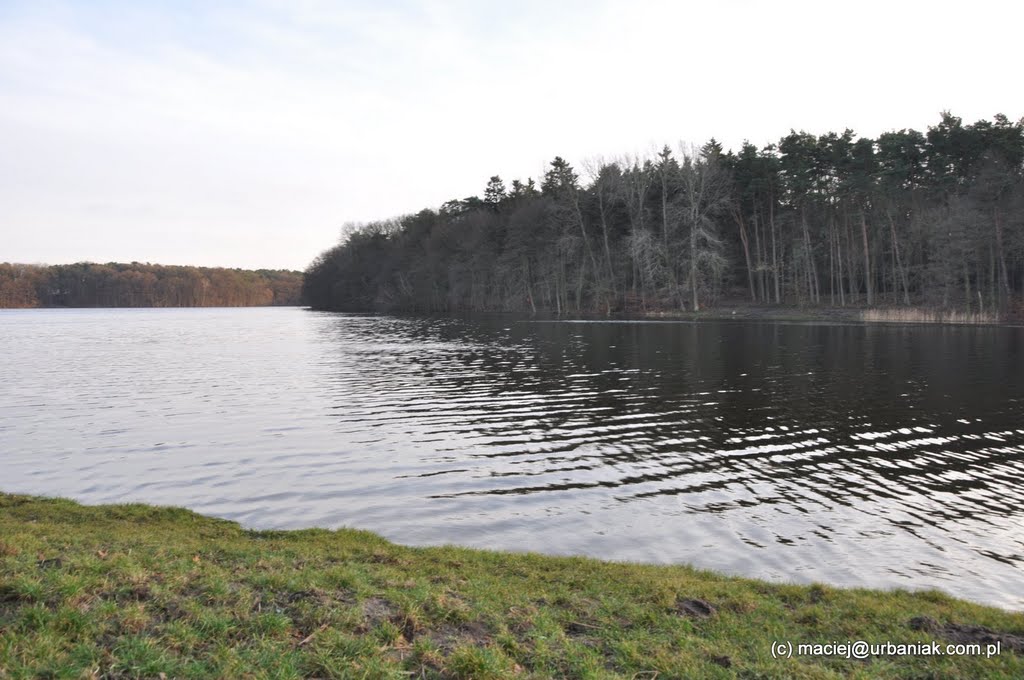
[2,307,1023,609]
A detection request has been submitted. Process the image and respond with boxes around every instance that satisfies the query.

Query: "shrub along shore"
[1,493,1022,678]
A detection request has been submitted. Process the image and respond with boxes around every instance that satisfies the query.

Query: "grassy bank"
[1,494,1022,679]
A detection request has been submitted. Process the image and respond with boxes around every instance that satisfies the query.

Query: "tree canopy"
[304,113,1024,319]
[0,262,303,308]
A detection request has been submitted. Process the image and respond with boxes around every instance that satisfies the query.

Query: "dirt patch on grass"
[98,585,154,604]
[362,595,399,624]
[910,616,1024,653]
[256,586,355,613]
[367,551,409,566]
[289,587,355,606]
[424,619,492,653]
[355,594,427,644]
[564,619,603,637]
[151,599,188,624]
[0,584,31,605]
[250,586,358,638]
[675,597,716,619]
[505,605,537,637]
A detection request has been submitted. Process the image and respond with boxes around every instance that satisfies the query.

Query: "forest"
[304,113,1024,320]
[0,262,303,308]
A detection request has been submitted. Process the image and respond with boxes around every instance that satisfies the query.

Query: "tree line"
[304,113,1024,319]
[0,262,303,308]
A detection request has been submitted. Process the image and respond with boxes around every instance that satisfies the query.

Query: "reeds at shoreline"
[860,308,1002,325]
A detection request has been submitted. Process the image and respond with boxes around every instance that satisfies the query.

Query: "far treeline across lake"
[0,262,303,308]
[304,113,1024,322]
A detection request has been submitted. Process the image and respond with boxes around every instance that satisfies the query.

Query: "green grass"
[1,493,1021,679]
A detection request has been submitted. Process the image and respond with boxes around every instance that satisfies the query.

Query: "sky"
[2,0,1022,271]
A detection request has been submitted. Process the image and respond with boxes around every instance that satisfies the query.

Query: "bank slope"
[1,494,1021,679]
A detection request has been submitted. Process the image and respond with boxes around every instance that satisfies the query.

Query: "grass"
[1,493,1022,679]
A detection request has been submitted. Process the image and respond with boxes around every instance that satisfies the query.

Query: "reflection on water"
[2,308,1023,608]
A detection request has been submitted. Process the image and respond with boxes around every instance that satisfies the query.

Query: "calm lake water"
[2,307,1024,608]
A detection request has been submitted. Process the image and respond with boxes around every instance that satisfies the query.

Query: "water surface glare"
[2,308,1024,609]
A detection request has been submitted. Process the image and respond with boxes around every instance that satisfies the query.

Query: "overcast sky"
[2,0,1022,271]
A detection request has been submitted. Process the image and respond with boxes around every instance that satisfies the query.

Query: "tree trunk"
[994,208,1011,304]
[752,205,764,302]
[770,192,780,303]
[887,210,910,305]
[861,210,873,306]
[572,192,600,308]
[736,207,755,301]
[597,188,617,301]
[836,212,846,306]
[524,257,537,314]
[690,209,700,311]
[800,208,818,303]
[828,214,835,306]
[964,259,971,313]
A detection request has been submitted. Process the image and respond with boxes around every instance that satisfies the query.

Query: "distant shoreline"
[0,261,303,308]
[2,303,303,310]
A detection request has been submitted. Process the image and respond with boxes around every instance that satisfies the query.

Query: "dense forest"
[304,113,1024,320]
[0,262,303,308]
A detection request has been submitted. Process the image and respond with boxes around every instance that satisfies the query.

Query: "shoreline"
[305,304,1024,328]
[7,303,1023,328]
[3,493,1022,678]
[639,304,1023,327]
